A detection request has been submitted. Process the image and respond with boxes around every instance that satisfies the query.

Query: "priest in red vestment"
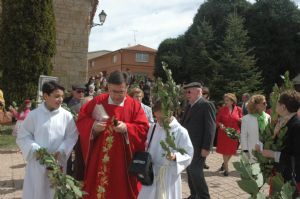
[76,71,149,199]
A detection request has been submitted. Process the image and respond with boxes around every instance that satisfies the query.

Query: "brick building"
[88,44,156,79]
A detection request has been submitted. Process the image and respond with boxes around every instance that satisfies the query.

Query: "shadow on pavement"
[0,179,23,195]
[0,150,18,154]
[204,170,240,178]
[10,163,26,169]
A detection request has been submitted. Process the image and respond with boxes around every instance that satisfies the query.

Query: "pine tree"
[0,0,56,104]
[184,19,216,86]
[211,12,262,102]
[154,36,185,83]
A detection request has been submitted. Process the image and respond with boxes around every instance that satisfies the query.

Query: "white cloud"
[88,0,300,52]
[88,0,202,51]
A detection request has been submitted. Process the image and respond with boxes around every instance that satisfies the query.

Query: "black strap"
[291,156,300,195]
[146,124,156,151]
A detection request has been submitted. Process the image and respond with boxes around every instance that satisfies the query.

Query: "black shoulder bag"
[129,124,156,185]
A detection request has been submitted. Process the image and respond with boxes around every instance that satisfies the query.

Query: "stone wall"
[52,0,94,90]
[0,0,96,90]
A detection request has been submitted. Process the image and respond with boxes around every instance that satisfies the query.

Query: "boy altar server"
[138,100,194,199]
[17,81,78,199]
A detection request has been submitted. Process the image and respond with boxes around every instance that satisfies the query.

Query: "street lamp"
[92,10,107,27]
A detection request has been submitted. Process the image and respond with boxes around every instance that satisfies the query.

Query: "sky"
[88,0,300,52]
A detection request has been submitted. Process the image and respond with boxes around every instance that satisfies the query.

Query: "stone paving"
[0,148,264,199]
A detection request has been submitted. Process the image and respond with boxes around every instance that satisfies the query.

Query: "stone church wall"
[53,0,93,90]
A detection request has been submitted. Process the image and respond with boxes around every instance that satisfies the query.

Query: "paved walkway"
[0,148,262,199]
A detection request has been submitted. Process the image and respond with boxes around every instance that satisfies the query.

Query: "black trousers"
[187,156,210,199]
[66,139,85,181]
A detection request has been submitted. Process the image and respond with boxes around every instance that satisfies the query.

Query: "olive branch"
[35,148,85,199]
[152,62,187,157]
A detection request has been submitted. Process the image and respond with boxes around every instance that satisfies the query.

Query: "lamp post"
[92,10,107,27]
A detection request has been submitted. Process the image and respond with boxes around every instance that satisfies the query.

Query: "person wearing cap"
[9,99,31,136]
[63,83,87,180]
[181,82,216,199]
[63,84,86,114]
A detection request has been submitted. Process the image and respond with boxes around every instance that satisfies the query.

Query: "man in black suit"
[241,93,250,115]
[181,82,216,199]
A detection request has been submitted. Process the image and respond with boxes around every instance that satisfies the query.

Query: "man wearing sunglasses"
[181,82,216,199]
[63,84,86,114]
[63,83,87,180]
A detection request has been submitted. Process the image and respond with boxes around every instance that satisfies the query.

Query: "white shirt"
[17,103,78,199]
[241,113,270,161]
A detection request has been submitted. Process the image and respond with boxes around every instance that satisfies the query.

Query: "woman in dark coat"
[260,90,300,196]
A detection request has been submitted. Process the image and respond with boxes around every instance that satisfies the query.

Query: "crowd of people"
[0,69,299,199]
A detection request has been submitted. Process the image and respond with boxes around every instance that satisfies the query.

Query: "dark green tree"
[0,0,56,104]
[188,0,251,44]
[211,13,262,101]
[183,19,216,86]
[245,0,300,94]
[154,36,186,83]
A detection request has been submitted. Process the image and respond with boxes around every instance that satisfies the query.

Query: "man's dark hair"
[202,86,210,95]
[278,90,300,113]
[107,71,129,85]
[42,81,65,95]
[152,100,162,113]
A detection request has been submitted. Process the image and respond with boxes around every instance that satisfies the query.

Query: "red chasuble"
[76,94,149,199]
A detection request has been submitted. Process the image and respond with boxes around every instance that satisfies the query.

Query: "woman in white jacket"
[241,94,270,161]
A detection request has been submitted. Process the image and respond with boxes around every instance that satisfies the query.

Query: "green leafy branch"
[61,103,78,120]
[224,127,240,140]
[253,71,294,181]
[233,153,295,199]
[35,148,85,199]
[152,62,186,157]
[235,71,297,198]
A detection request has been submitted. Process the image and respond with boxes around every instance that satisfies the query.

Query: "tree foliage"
[211,13,262,101]
[155,0,300,101]
[0,0,56,105]
[183,19,216,86]
[245,0,300,94]
[189,0,251,44]
[154,37,185,83]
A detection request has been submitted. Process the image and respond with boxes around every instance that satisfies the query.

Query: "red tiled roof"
[123,44,156,52]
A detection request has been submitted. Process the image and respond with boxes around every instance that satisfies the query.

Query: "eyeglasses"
[76,90,85,93]
[110,89,126,95]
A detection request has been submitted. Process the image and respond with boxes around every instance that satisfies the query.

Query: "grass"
[0,124,17,150]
